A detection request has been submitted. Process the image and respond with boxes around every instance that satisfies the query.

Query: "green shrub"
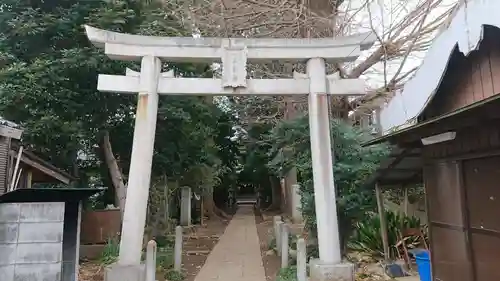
[157,250,175,269]
[268,236,277,251]
[266,117,390,257]
[155,235,175,248]
[99,238,120,265]
[277,266,298,281]
[348,210,425,259]
[164,269,185,281]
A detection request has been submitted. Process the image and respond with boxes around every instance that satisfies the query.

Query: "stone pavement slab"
[193,205,266,281]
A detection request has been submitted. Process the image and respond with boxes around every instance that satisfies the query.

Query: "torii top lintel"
[84,25,376,63]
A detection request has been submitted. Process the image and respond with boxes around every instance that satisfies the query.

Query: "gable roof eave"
[379,0,500,135]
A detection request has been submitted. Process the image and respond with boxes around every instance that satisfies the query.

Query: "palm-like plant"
[348,210,426,259]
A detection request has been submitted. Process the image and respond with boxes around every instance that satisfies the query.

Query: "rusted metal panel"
[80,209,121,244]
[489,36,500,95]
[425,155,500,280]
[425,160,473,281]
[463,156,500,232]
[426,161,463,226]
[430,226,472,281]
[462,156,500,281]
[422,33,500,119]
[470,233,500,281]
[423,123,500,160]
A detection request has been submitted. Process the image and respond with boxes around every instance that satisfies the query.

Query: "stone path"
[395,276,420,281]
[193,205,266,281]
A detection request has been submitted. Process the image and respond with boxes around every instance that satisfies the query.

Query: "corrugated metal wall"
[0,136,11,195]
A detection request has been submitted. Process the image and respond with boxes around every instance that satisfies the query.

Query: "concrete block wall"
[62,201,81,281]
[0,202,65,281]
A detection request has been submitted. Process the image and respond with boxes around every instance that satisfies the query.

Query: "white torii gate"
[85,25,375,279]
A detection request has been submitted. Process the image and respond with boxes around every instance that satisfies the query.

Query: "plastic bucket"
[414,250,431,281]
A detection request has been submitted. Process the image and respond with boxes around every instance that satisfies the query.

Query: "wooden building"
[0,120,102,281]
[363,2,500,280]
[0,120,75,195]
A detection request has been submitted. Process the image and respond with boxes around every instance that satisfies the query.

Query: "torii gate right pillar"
[307,58,353,281]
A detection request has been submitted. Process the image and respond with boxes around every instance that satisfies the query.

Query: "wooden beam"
[10,152,70,185]
[391,98,500,145]
[379,168,421,172]
[26,170,32,189]
[375,182,390,262]
[0,125,23,139]
[377,174,423,186]
[376,148,413,181]
[403,185,409,215]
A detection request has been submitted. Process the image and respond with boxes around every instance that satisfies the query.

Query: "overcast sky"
[348,0,459,88]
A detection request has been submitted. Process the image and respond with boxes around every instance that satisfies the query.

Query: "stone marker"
[291,184,303,223]
[281,223,289,268]
[297,238,307,281]
[180,187,191,226]
[174,226,183,271]
[145,240,157,281]
[276,221,284,255]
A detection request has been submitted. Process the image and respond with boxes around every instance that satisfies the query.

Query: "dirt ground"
[79,218,229,281]
[254,209,282,281]
[79,261,105,281]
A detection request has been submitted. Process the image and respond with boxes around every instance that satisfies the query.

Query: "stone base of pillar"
[105,264,145,281]
[309,259,355,281]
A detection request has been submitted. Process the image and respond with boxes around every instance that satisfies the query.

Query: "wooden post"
[26,170,32,189]
[403,185,409,216]
[375,182,390,261]
[200,198,204,226]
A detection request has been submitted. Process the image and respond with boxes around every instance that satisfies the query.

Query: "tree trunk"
[203,187,216,218]
[304,0,351,121]
[101,131,127,220]
[203,187,230,220]
[269,176,281,210]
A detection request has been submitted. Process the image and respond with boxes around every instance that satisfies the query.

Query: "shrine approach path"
[193,205,266,281]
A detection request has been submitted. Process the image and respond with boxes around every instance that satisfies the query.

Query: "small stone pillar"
[145,241,157,281]
[174,226,183,271]
[180,187,191,226]
[273,216,282,252]
[276,220,284,255]
[280,223,289,268]
[296,238,307,281]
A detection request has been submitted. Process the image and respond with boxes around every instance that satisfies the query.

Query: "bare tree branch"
[160,0,458,121]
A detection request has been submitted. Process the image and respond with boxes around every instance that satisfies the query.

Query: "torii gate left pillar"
[85,25,375,281]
